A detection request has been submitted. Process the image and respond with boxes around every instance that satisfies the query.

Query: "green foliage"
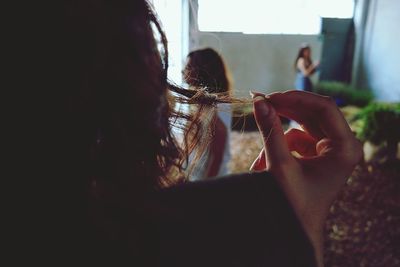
[353,102,400,145]
[315,81,374,107]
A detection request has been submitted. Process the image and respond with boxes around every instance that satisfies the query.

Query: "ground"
[228,130,400,267]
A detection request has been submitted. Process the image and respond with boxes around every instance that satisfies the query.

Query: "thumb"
[253,95,293,168]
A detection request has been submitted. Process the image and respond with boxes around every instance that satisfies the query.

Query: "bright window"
[198,0,354,34]
[151,0,190,138]
[152,0,185,84]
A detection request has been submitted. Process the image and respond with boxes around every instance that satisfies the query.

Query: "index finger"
[267,90,353,141]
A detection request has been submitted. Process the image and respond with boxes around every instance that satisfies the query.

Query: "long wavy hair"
[294,44,312,70]
[183,48,233,95]
[62,0,244,210]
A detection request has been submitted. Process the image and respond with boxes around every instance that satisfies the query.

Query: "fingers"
[252,95,293,168]
[249,128,316,171]
[285,128,317,157]
[267,91,353,141]
[249,148,266,171]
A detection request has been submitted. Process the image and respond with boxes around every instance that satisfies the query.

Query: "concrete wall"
[191,32,322,97]
[353,0,400,101]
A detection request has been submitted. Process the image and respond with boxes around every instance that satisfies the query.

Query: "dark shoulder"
[88,172,316,267]
[150,172,316,267]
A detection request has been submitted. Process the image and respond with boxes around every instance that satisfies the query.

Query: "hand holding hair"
[250,90,362,267]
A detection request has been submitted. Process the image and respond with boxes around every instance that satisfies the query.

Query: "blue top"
[295,71,313,92]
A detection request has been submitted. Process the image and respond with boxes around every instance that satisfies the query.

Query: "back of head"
[32,0,226,263]
[294,43,311,69]
[61,0,182,202]
[184,48,231,94]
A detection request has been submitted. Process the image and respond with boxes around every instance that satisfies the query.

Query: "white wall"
[354,0,400,101]
[192,32,322,97]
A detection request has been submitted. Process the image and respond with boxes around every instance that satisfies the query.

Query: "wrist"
[308,229,324,267]
[301,218,325,267]
[298,211,325,267]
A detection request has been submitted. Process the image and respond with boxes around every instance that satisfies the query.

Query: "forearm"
[304,64,317,76]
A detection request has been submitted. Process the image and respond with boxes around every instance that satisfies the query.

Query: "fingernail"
[253,95,265,102]
[250,91,265,99]
[254,97,269,116]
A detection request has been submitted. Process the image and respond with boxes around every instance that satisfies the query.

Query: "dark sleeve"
[152,172,316,267]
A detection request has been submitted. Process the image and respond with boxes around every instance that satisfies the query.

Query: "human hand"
[250,91,362,266]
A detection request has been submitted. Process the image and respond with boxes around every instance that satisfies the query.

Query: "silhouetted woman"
[183,48,232,180]
[32,1,362,266]
[294,44,319,91]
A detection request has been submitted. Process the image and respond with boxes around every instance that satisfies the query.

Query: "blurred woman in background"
[183,48,232,180]
[294,44,319,91]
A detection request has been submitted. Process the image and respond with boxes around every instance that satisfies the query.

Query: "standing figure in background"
[183,48,232,180]
[294,44,319,92]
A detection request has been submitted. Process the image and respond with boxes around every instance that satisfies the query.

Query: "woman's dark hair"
[61,0,188,212]
[294,44,312,70]
[62,0,243,207]
[183,48,232,95]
